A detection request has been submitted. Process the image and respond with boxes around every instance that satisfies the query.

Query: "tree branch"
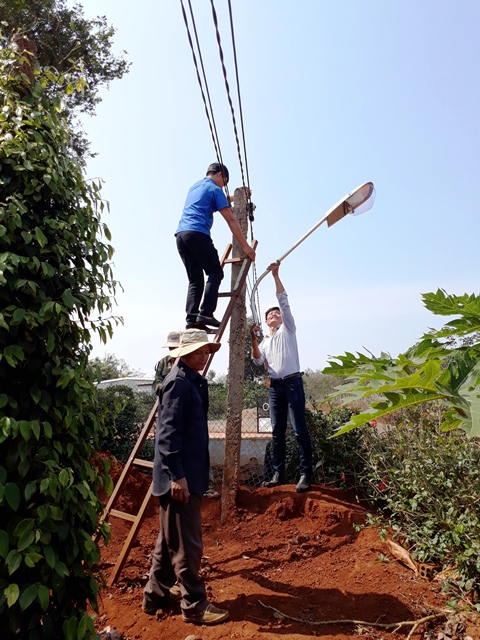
[258,600,447,631]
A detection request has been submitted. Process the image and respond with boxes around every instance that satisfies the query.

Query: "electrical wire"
[210,0,260,322]
[180,0,261,322]
[209,0,247,192]
[226,0,252,197]
[179,0,230,199]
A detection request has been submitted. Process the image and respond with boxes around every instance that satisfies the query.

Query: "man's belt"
[269,372,303,384]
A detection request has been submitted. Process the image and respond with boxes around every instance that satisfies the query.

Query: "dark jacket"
[152,360,210,496]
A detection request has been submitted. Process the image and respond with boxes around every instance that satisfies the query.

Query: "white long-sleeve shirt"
[252,291,301,379]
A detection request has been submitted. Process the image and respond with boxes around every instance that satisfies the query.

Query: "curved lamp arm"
[250,182,375,330]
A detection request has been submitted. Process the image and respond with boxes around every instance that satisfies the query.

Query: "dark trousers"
[268,377,312,479]
[176,231,224,323]
[143,492,207,614]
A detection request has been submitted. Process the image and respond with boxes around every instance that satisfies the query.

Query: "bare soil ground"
[95,463,478,640]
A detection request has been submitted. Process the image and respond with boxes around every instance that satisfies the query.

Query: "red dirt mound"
[94,464,479,640]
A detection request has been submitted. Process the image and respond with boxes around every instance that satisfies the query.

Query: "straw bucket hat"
[169,329,221,357]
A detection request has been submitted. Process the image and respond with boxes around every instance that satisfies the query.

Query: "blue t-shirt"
[175,177,230,236]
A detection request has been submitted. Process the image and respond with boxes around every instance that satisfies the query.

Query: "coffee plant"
[356,407,480,603]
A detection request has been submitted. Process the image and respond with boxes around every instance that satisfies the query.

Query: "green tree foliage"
[0,0,130,114]
[303,368,340,407]
[0,47,119,638]
[0,0,130,158]
[208,381,228,420]
[324,290,480,438]
[91,353,142,382]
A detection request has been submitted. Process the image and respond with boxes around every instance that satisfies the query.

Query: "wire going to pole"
[179,0,231,199]
[209,0,260,322]
[180,0,261,322]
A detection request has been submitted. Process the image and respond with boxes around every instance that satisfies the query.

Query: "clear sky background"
[79,0,479,377]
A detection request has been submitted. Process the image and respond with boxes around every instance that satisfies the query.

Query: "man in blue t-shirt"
[175,163,256,329]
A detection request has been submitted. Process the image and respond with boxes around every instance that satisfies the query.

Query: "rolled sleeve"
[252,353,266,366]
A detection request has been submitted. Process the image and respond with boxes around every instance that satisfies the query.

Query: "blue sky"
[79,0,479,377]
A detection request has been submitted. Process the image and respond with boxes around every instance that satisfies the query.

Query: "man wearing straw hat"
[143,329,229,625]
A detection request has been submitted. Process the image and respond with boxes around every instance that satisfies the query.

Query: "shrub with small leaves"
[356,406,480,604]
[264,406,361,484]
[0,47,119,638]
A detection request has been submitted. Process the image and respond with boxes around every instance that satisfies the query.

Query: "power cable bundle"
[179,0,262,325]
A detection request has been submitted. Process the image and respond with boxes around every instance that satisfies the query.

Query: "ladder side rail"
[107,480,155,586]
[219,243,233,266]
[100,398,158,524]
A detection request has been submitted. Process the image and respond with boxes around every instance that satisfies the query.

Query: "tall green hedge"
[0,47,118,638]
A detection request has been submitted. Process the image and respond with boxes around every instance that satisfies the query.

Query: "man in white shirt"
[250,261,312,493]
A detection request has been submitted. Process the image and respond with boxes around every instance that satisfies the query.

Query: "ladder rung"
[223,257,244,264]
[133,458,154,469]
[110,509,137,523]
[218,292,233,298]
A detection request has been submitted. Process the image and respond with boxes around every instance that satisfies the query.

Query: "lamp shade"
[346,182,376,216]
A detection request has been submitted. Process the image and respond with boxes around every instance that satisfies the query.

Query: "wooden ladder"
[97,240,257,585]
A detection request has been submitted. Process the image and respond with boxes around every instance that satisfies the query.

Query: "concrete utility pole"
[221,186,249,524]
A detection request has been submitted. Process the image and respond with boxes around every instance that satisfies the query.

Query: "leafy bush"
[0,48,118,638]
[355,406,480,602]
[97,386,156,464]
[308,407,365,485]
[322,287,480,602]
[264,407,361,484]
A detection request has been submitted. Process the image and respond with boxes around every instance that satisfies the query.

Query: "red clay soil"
[95,462,478,640]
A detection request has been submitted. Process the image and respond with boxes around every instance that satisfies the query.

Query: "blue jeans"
[268,377,312,479]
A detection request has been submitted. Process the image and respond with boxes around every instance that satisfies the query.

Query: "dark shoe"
[186,321,202,329]
[196,314,221,328]
[182,603,229,625]
[296,475,311,493]
[263,472,285,488]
